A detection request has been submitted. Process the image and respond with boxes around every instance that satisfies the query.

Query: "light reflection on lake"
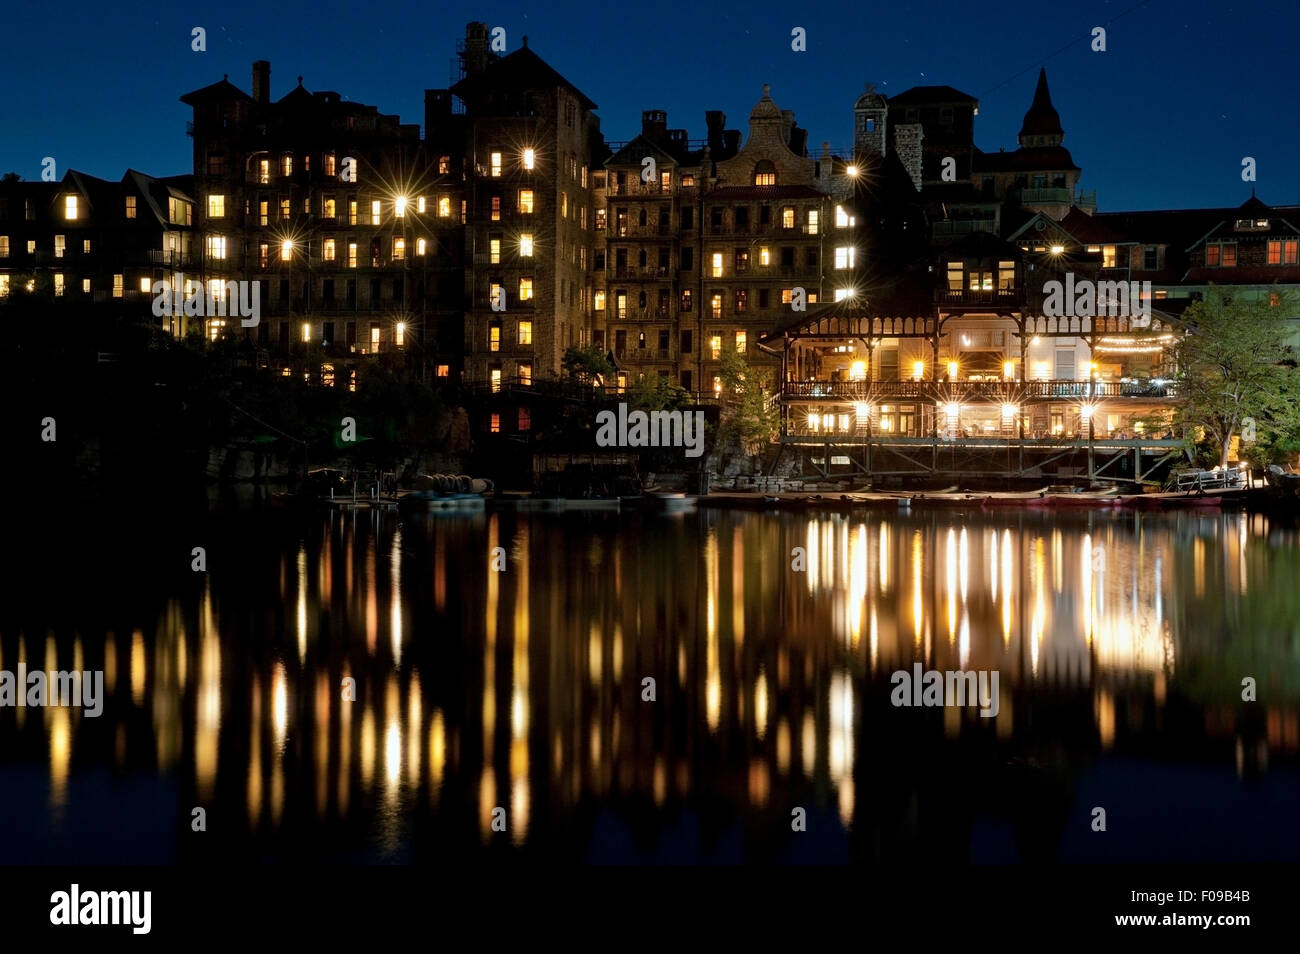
[1,506,1298,864]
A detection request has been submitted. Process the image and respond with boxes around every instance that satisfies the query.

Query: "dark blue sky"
[3,0,1295,211]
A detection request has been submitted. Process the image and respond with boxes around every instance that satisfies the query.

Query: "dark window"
[681,207,693,229]
[681,370,692,391]
[758,289,769,309]
[681,248,693,270]
[346,279,356,304]
[392,278,403,300]
[323,279,335,301]
[638,208,647,226]
[370,278,381,301]
[594,252,605,270]
[323,320,335,343]
[278,279,289,301]
[1143,246,1158,270]
[781,247,795,267]
[710,208,723,233]
[346,321,356,345]
[206,154,226,176]
[735,207,749,231]
[759,205,770,225]
[806,248,818,267]
[681,330,693,353]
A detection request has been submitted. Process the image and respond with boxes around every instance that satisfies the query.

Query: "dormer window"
[1235,217,1270,231]
[753,160,776,187]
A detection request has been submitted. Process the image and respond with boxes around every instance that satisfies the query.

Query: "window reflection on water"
[2,509,1298,862]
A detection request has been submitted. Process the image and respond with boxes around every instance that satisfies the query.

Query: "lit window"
[835,205,850,227]
[835,288,852,301]
[0,276,8,297]
[807,210,819,234]
[124,196,136,219]
[280,198,290,220]
[396,322,405,347]
[519,362,532,386]
[1223,244,1237,266]
[0,237,8,258]
[490,325,502,352]
[281,155,293,177]
[324,153,336,176]
[139,277,151,293]
[371,325,381,349]
[519,190,534,213]
[393,237,405,260]
[518,407,531,430]
[323,238,336,262]
[438,196,451,217]
[490,152,502,177]
[258,159,270,184]
[395,196,407,217]
[710,335,722,359]
[561,192,568,218]
[208,195,225,218]
[755,171,775,186]
[490,237,501,264]
[64,196,78,220]
[371,200,381,224]
[323,196,336,218]
[735,330,746,353]
[490,282,504,309]
[523,148,535,170]
[54,235,65,258]
[112,274,124,298]
[417,238,427,256]
[1102,245,1117,268]
[711,294,723,319]
[347,243,357,267]
[490,412,501,432]
[258,200,269,226]
[490,368,501,394]
[54,273,65,296]
[26,240,34,254]
[782,207,795,229]
[259,243,269,267]
[594,291,606,311]
[83,239,90,253]
[302,322,312,343]
[437,364,450,378]
[349,200,357,225]
[80,278,89,293]
[781,289,794,304]
[582,166,588,188]
[491,196,501,221]
[280,240,293,262]
[834,246,855,269]
[519,320,533,344]
[519,278,533,301]
[207,235,227,260]
[520,233,534,257]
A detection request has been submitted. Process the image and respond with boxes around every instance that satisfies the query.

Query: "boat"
[563,497,622,512]
[1045,489,1121,509]
[981,489,1052,509]
[648,492,697,513]
[398,490,485,512]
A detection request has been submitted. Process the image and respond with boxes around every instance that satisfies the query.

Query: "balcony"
[934,288,1020,307]
[932,218,997,237]
[781,379,1176,402]
[1016,187,1072,206]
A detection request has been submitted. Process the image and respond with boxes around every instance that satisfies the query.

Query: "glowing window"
[710,335,722,359]
[347,243,357,267]
[395,196,407,217]
[523,149,535,170]
[371,200,381,224]
[64,196,78,220]
[519,320,533,344]
[519,190,534,213]
[393,238,405,260]
[438,196,451,217]
[323,238,336,262]
[712,253,723,277]
[490,237,501,264]
[207,235,227,260]
[207,195,226,218]
[594,291,606,311]
[519,278,533,301]
[124,196,136,219]
[280,240,293,262]
[735,330,747,353]
[520,234,534,257]
[490,152,502,177]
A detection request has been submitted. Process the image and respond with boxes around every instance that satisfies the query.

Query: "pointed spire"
[1018,67,1063,145]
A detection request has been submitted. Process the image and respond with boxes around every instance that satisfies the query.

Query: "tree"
[716,346,779,470]
[562,343,613,387]
[1171,286,1300,468]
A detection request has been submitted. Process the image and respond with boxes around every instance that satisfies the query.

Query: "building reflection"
[1,506,1297,860]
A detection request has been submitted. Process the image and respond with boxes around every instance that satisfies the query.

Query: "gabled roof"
[277,78,314,107]
[1057,207,1133,245]
[451,45,596,110]
[889,85,978,106]
[605,135,682,168]
[943,230,1023,259]
[180,76,253,106]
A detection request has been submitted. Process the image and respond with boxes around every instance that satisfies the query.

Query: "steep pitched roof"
[972,146,1079,172]
[451,45,596,110]
[889,85,978,106]
[180,76,253,106]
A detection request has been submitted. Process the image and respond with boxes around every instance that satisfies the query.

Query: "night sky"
[2,0,1295,212]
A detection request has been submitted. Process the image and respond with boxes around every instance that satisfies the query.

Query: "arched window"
[753,160,776,186]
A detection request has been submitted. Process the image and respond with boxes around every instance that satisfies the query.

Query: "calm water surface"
[2,503,1298,863]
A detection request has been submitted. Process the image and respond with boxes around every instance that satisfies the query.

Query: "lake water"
[2,503,1298,864]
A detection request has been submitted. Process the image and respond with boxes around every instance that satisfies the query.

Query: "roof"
[1019,69,1063,138]
[1058,207,1132,245]
[889,85,978,106]
[943,231,1024,259]
[180,76,253,106]
[972,145,1079,172]
[451,46,596,111]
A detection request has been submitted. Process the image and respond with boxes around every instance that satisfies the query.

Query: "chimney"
[252,60,270,103]
[723,130,741,156]
[641,110,668,140]
[464,22,490,76]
